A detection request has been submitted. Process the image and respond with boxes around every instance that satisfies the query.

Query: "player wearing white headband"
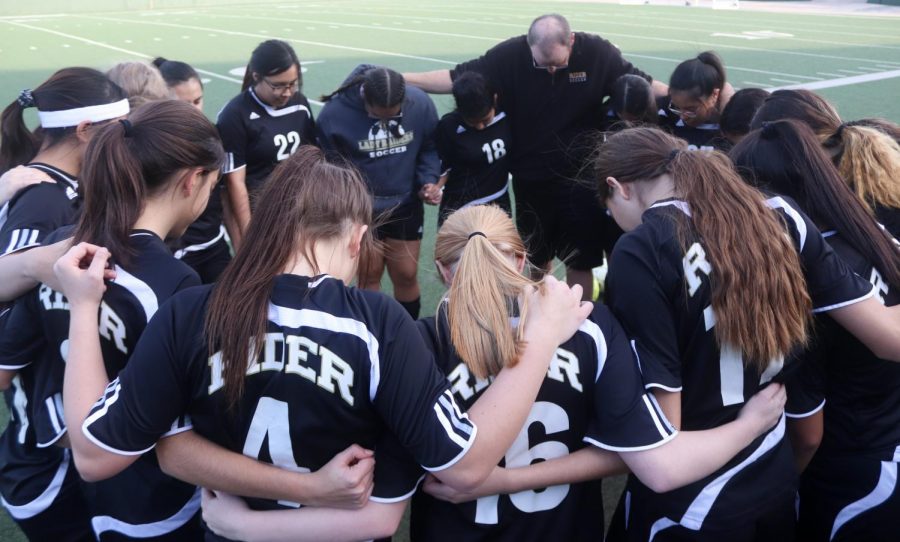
[0,67,128,256]
[0,67,126,542]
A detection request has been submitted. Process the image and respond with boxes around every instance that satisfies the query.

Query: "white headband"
[37,99,130,129]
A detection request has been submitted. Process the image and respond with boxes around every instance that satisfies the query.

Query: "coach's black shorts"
[512,178,619,270]
[375,200,424,241]
[798,451,899,542]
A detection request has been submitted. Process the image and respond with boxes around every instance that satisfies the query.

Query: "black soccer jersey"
[605,196,874,535]
[81,275,477,511]
[786,230,900,462]
[435,110,511,206]
[217,87,316,196]
[0,230,201,539]
[410,303,675,541]
[0,163,79,256]
[656,97,730,152]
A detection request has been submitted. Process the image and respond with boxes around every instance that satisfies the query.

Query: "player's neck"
[282,237,355,283]
[32,142,81,178]
[133,198,181,243]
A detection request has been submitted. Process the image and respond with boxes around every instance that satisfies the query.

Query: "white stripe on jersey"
[37,394,67,448]
[577,319,608,384]
[249,87,312,118]
[432,402,472,450]
[267,303,381,402]
[0,202,8,232]
[1,449,72,519]
[829,460,897,541]
[161,414,194,438]
[649,200,692,217]
[83,378,156,456]
[3,228,40,255]
[455,111,507,134]
[765,196,807,252]
[113,265,160,322]
[174,225,226,259]
[91,486,201,538]
[647,414,787,540]
[438,390,474,436]
[631,339,683,393]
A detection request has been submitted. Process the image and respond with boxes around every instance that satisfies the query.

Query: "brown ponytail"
[434,205,534,379]
[595,127,811,371]
[205,146,373,408]
[74,100,223,267]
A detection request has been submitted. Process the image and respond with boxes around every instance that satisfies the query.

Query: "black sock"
[399,297,421,320]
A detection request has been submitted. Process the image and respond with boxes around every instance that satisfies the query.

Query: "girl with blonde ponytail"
[596,126,900,541]
[411,204,789,542]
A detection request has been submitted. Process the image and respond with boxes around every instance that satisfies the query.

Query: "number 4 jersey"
[80,274,477,513]
[410,302,676,541]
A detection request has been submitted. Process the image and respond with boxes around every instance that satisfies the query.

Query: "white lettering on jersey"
[871,269,888,305]
[447,363,489,401]
[98,301,127,354]
[683,242,712,297]
[547,348,583,392]
[39,284,69,311]
[207,333,355,405]
[243,397,310,508]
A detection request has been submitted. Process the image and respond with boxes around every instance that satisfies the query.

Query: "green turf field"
[0,1,898,539]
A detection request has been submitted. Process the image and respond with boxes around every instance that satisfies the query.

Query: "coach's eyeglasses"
[262,77,299,93]
[532,56,568,73]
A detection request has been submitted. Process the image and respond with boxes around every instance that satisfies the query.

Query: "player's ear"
[178,167,205,198]
[435,260,453,286]
[606,176,630,199]
[514,252,526,274]
[348,223,368,258]
[75,120,94,143]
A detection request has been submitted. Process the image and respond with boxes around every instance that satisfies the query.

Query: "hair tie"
[467,231,486,240]
[835,123,847,139]
[119,119,134,138]
[760,121,778,140]
[667,149,680,164]
[17,89,35,109]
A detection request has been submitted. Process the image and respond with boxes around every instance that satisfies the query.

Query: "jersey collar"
[248,87,310,118]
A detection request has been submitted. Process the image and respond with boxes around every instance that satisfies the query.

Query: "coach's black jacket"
[451,33,652,183]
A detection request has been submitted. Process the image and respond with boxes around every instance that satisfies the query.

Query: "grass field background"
[0,0,899,539]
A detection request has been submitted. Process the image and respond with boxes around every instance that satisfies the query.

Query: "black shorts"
[5,454,94,542]
[512,178,620,270]
[798,451,900,542]
[177,235,232,284]
[438,191,512,227]
[374,200,424,241]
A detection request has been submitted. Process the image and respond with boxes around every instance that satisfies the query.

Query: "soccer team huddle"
[0,10,898,542]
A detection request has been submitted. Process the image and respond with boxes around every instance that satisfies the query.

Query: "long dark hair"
[719,88,769,139]
[609,73,656,123]
[595,127,811,371]
[74,101,223,266]
[0,67,126,172]
[752,89,900,216]
[731,120,900,290]
[669,51,726,99]
[320,66,405,107]
[205,146,374,407]
[241,40,301,91]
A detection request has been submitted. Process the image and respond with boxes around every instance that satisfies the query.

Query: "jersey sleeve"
[582,310,677,451]
[769,197,874,311]
[374,301,476,472]
[81,293,200,455]
[606,231,683,392]
[783,319,830,418]
[414,92,441,187]
[0,185,74,255]
[434,116,456,175]
[217,102,248,175]
[0,290,43,369]
[370,431,425,503]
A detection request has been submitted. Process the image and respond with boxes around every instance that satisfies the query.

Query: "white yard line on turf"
[2,21,327,105]
[78,14,458,66]
[771,69,900,91]
[189,9,822,81]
